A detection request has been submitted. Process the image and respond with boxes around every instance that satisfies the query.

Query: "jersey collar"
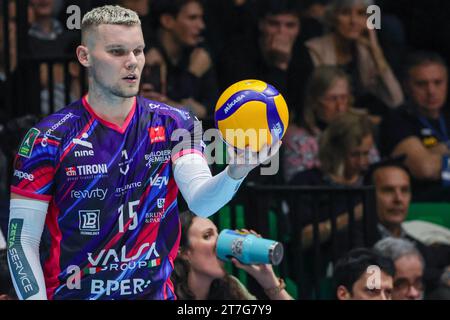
[82,95,137,134]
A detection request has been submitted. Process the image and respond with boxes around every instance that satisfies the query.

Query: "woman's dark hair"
[171,211,249,300]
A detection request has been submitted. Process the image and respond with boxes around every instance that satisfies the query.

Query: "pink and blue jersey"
[11,96,204,299]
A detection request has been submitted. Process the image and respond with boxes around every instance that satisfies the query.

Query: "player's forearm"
[174,154,244,217]
[8,199,48,300]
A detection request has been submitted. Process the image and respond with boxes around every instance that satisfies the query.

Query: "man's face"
[169,1,205,47]
[406,63,448,114]
[86,24,145,98]
[260,13,300,48]
[392,255,424,300]
[374,167,411,228]
[30,0,54,18]
[338,270,393,300]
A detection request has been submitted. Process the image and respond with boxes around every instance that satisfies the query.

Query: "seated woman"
[283,66,379,182]
[290,111,375,248]
[171,210,293,300]
[303,0,404,115]
[287,111,377,298]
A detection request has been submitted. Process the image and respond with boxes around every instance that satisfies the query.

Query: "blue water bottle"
[216,229,284,265]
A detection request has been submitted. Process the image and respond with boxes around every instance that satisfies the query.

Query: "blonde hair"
[319,110,373,176]
[324,0,374,31]
[81,5,141,42]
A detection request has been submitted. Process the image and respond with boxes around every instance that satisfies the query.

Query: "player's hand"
[227,141,282,180]
[264,33,295,70]
[188,48,211,78]
[358,28,382,52]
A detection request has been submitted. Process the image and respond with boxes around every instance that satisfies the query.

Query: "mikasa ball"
[214,79,289,152]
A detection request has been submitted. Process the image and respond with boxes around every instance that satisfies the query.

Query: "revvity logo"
[71,188,108,201]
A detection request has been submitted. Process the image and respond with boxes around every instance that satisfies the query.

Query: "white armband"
[174,154,245,217]
[7,199,48,300]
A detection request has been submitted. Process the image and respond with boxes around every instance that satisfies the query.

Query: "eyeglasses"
[393,278,424,292]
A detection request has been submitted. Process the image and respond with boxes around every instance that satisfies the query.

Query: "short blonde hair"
[324,0,374,31]
[81,5,141,41]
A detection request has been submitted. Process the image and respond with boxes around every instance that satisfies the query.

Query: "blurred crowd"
[1,0,450,300]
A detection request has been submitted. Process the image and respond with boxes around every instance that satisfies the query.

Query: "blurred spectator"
[374,237,424,300]
[367,159,413,239]
[142,0,218,119]
[291,0,404,122]
[27,0,79,115]
[291,111,376,248]
[367,159,450,297]
[283,66,379,182]
[288,112,376,296]
[0,1,18,118]
[171,211,293,300]
[380,51,450,202]
[217,0,305,99]
[203,0,259,61]
[0,249,17,300]
[117,0,155,41]
[291,111,375,188]
[333,247,395,300]
[297,0,330,43]
[0,0,17,76]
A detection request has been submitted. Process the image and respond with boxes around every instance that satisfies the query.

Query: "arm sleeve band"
[7,199,48,300]
[174,153,245,218]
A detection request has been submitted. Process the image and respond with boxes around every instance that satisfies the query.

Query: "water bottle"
[216,229,284,265]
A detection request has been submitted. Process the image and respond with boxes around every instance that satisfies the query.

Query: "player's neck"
[86,91,135,126]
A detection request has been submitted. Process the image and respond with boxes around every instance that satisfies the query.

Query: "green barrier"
[406,203,450,229]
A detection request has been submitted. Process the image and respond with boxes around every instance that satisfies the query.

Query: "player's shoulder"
[23,100,85,150]
[137,96,193,124]
[34,100,84,132]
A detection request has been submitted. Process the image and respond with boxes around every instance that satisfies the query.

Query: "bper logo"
[79,210,100,235]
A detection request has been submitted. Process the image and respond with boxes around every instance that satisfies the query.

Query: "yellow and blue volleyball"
[214,79,289,152]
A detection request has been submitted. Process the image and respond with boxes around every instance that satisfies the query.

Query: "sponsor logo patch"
[18,128,40,158]
[79,210,100,235]
[149,126,166,143]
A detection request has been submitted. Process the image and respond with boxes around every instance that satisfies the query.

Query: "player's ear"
[76,45,90,67]
[336,285,352,300]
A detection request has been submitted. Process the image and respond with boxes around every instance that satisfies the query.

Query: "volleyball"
[214,79,289,152]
